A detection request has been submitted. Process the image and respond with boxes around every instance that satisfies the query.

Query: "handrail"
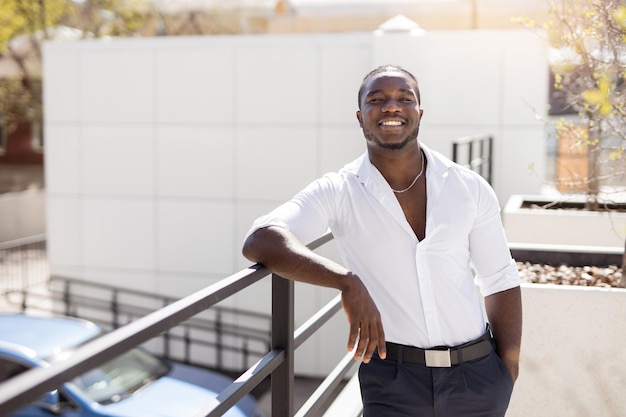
[40,276,273,370]
[0,234,46,250]
[295,294,342,348]
[296,351,355,417]
[451,134,493,185]
[0,235,48,300]
[0,232,356,417]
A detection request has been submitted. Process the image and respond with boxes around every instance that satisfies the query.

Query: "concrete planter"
[508,283,626,417]
[502,199,626,416]
[326,243,626,416]
[503,194,626,250]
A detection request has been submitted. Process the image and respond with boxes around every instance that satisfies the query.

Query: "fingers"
[376,319,386,360]
[340,275,385,363]
[349,319,385,363]
[354,324,370,362]
[347,321,359,352]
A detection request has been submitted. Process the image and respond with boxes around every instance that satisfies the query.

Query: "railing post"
[163,299,170,358]
[272,273,294,417]
[216,310,223,367]
[487,135,493,185]
[184,326,191,364]
[243,340,250,369]
[21,289,27,311]
[64,280,71,316]
[451,134,494,185]
[112,289,119,329]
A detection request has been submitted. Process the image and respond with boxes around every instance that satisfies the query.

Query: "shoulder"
[297,156,363,201]
[450,164,491,189]
[312,153,365,190]
[423,144,497,207]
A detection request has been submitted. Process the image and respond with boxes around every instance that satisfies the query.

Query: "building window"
[547,69,577,116]
[30,119,43,153]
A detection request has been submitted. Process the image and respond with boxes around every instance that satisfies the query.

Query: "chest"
[394,176,427,241]
[331,172,478,248]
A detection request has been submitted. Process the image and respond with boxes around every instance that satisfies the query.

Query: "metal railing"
[0,235,48,299]
[452,134,494,184]
[5,275,272,373]
[0,232,359,417]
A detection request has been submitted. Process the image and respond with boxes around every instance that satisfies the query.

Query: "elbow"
[242,226,287,266]
[242,235,259,263]
[242,227,271,264]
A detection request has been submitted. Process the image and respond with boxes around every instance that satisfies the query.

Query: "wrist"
[499,356,519,383]
[336,272,363,294]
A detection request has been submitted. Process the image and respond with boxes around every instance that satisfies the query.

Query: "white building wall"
[43,30,547,375]
[373,30,548,200]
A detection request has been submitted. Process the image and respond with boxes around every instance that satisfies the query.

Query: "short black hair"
[357,65,421,109]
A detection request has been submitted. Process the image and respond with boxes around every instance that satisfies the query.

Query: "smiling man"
[242,65,522,416]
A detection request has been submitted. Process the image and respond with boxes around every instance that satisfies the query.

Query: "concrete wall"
[42,30,548,375]
[508,284,626,417]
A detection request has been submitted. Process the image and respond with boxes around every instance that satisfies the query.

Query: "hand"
[341,274,386,363]
[504,360,519,384]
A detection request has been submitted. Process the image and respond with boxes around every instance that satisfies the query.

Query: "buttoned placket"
[415,245,441,345]
[364,154,450,347]
[418,166,449,346]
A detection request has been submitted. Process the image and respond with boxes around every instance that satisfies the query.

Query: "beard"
[362,124,420,150]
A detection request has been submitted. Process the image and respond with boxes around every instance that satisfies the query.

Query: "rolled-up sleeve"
[474,258,520,296]
[244,175,336,245]
[469,179,520,296]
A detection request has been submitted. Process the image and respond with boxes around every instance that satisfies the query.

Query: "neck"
[368,141,423,182]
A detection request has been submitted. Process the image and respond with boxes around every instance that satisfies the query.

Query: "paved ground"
[257,376,326,416]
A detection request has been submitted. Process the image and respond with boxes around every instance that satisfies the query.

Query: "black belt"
[385,331,493,368]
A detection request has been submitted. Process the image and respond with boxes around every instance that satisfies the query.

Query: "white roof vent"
[374,15,425,36]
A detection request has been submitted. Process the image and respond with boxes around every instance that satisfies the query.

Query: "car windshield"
[68,348,170,405]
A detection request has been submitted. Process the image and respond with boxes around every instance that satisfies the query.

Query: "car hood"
[100,376,248,417]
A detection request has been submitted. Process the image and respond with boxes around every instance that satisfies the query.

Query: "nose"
[381,100,402,112]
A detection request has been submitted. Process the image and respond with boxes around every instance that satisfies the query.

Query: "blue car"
[0,313,265,417]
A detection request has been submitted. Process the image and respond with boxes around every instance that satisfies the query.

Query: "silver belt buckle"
[425,349,452,367]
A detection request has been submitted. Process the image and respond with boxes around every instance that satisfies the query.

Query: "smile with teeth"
[380,120,404,126]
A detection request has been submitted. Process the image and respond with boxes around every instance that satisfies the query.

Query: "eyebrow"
[365,88,415,97]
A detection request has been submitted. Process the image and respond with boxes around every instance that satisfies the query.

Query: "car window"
[0,357,29,382]
[70,348,169,405]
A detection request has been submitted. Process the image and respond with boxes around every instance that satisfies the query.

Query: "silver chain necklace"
[391,150,425,194]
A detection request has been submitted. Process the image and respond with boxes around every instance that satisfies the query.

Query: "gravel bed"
[517,262,623,288]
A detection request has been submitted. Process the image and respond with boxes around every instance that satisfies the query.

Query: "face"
[356,71,423,151]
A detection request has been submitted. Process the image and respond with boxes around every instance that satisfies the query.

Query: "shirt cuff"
[243,215,290,243]
[475,259,520,297]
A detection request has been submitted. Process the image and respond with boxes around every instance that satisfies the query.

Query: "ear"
[356,110,363,127]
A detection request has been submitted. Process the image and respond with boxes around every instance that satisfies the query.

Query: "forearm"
[242,226,354,291]
[243,226,386,361]
[484,286,522,382]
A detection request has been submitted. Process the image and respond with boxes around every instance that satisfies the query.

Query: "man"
[242,65,522,416]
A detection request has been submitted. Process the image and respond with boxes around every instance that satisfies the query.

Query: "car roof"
[0,313,101,361]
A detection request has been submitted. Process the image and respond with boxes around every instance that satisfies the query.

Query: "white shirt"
[245,143,520,349]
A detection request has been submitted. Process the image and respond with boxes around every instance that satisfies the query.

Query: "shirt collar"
[343,142,454,184]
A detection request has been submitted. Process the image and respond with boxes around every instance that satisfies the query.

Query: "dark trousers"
[359,345,514,417]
